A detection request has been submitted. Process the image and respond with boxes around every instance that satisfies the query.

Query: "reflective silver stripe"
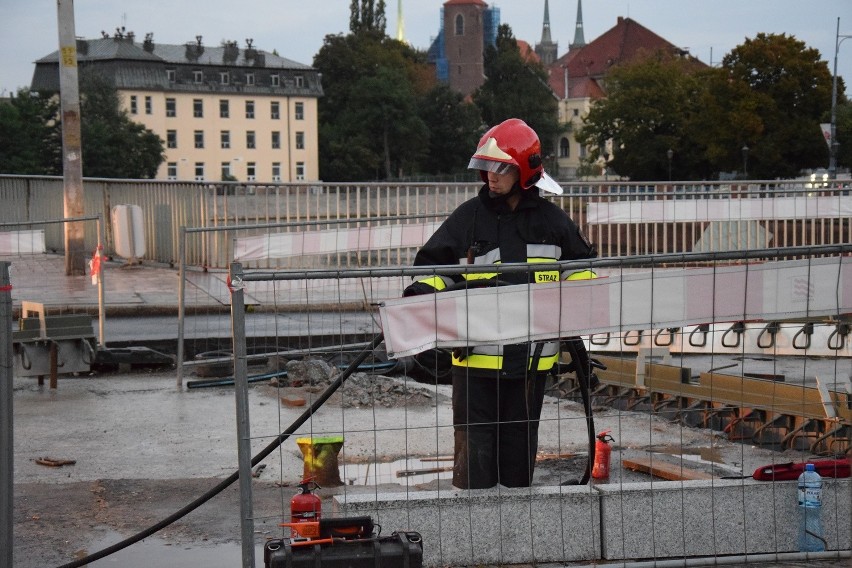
[527,244,561,260]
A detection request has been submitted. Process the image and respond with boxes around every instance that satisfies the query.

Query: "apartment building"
[31,32,323,183]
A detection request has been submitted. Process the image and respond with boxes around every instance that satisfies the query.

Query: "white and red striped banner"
[233,222,441,260]
[587,196,852,224]
[379,257,852,358]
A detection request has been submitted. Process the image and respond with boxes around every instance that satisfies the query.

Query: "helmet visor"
[467,157,518,175]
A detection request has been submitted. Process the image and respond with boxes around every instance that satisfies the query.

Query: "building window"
[167,130,177,148]
[220,99,229,118]
[167,69,176,83]
[166,98,176,117]
[221,130,230,149]
[296,162,305,180]
[271,74,280,87]
[246,73,255,86]
[246,131,256,149]
[129,95,138,114]
[167,162,177,180]
[193,99,203,118]
[247,162,256,181]
[270,101,280,119]
[145,96,152,115]
[271,131,280,149]
[193,70,203,84]
[560,137,570,158]
[272,162,281,182]
[580,145,587,159]
[295,131,304,150]
[194,130,204,149]
[295,75,304,88]
[220,71,229,85]
[245,100,255,119]
[295,102,304,120]
[455,14,464,35]
[194,162,205,181]
[573,108,579,117]
[221,162,231,180]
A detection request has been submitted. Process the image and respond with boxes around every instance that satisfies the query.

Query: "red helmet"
[468,118,563,194]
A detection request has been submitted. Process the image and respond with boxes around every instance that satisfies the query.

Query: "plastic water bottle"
[797,463,825,552]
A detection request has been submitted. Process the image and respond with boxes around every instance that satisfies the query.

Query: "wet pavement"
[6,254,851,568]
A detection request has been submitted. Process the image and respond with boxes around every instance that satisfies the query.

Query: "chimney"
[143,32,155,52]
[185,35,204,61]
[76,39,89,55]
[244,38,257,62]
[223,40,239,64]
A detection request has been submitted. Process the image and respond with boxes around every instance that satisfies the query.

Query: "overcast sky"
[2,0,850,97]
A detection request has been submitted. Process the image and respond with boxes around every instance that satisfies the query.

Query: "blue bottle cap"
[805,463,815,471]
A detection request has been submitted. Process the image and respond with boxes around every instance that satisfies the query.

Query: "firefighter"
[404,118,597,489]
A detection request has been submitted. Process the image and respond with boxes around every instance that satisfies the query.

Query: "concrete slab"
[335,485,601,567]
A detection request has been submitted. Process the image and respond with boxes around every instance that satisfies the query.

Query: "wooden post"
[57,0,87,275]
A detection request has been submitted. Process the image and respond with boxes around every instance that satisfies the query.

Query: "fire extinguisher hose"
[561,338,596,486]
[55,333,386,568]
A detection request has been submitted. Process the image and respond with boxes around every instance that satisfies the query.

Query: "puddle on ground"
[85,531,264,567]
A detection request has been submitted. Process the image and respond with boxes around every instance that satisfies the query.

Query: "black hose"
[55,333,385,568]
[561,338,596,486]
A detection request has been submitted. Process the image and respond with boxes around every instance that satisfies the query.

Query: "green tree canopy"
[721,33,833,178]
[472,24,559,156]
[416,84,482,176]
[578,33,836,180]
[78,70,164,178]
[0,89,61,175]
[314,2,435,181]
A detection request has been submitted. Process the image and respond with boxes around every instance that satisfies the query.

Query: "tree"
[577,54,714,180]
[417,84,482,176]
[0,88,61,175]
[722,33,833,178]
[78,70,164,178]
[349,0,386,36]
[472,24,559,156]
[314,11,435,181]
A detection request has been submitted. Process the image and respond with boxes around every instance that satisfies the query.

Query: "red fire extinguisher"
[289,478,322,538]
[591,430,615,480]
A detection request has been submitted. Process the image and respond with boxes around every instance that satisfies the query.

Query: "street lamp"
[742,145,749,179]
[666,148,673,181]
[829,17,852,180]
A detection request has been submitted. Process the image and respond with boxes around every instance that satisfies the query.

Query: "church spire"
[396,0,405,42]
[540,0,552,44]
[570,0,586,50]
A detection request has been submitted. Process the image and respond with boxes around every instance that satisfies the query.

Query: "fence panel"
[218,247,851,566]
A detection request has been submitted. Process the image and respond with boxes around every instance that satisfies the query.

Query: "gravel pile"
[273,358,449,408]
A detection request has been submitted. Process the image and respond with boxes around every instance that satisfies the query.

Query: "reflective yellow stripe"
[414,276,448,291]
[566,270,597,281]
[452,352,559,372]
[463,273,498,281]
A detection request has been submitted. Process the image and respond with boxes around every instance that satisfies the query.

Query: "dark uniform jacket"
[405,185,596,378]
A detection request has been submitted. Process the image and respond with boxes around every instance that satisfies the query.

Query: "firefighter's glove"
[452,347,471,362]
[403,282,436,297]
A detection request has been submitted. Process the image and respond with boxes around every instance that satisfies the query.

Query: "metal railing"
[3,175,850,268]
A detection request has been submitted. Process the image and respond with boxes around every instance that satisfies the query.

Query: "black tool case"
[264,531,423,568]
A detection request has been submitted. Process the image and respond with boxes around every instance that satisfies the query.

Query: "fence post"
[229,261,255,568]
[1,262,14,568]
[177,226,186,387]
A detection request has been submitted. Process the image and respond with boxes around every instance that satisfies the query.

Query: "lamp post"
[666,148,673,181]
[829,17,852,180]
[742,145,749,179]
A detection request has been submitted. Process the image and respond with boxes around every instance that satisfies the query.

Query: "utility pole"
[57,0,87,275]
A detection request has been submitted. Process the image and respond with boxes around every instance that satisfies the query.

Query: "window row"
[129,95,153,115]
[166,130,306,150]
[165,68,304,89]
[165,98,305,120]
[167,161,306,182]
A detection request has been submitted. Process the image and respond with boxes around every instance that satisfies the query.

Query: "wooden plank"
[622,457,714,481]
